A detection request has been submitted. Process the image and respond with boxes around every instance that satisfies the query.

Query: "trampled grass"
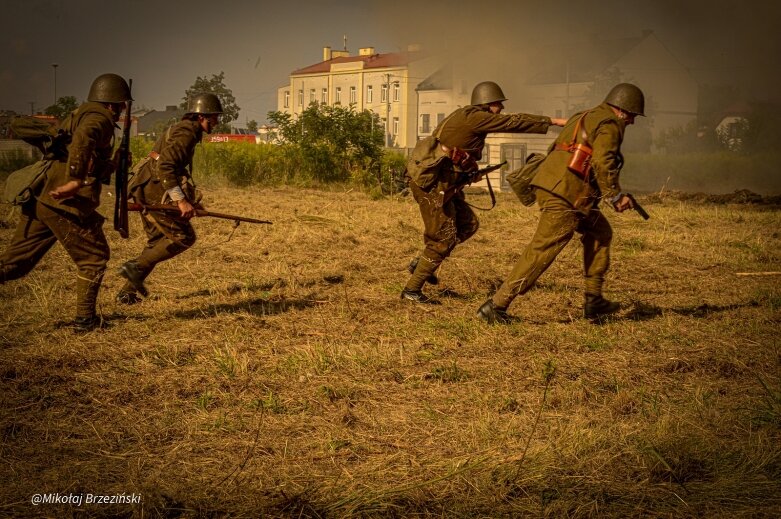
[0,184,779,517]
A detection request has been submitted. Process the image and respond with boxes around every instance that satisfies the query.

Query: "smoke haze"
[1,0,778,122]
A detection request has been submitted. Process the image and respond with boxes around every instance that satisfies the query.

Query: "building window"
[366,85,373,103]
[478,144,490,164]
[284,91,290,108]
[321,88,328,104]
[392,82,400,102]
[437,113,445,126]
[349,86,356,104]
[392,117,399,135]
[298,89,303,107]
[381,84,388,103]
[421,114,430,134]
[335,87,342,104]
[310,89,316,104]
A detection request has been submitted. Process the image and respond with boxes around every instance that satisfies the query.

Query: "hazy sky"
[2,0,778,125]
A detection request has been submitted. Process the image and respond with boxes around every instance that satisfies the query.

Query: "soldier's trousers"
[0,201,109,319]
[491,189,612,309]
[119,211,196,294]
[405,181,479,291]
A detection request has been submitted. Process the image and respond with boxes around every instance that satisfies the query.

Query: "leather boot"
[75,274,103,325]
[70,315,103,332]
[401,256,441,303]
[400,289,440,304]
[116,289,142,305]
[408,257,438,285]
[584,294,620,319]
[476,299,512,324]
[118,261,149,297]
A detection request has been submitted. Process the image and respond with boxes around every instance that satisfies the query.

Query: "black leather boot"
[476,299,512,324]
[118,261,149,297]
[116,290,142,305]
[408,257,438,285]
[400,289,440,304]
[584,294,620,319]
[70,315,103,332]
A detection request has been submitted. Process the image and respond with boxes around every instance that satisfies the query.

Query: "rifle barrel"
[128,203,272,225]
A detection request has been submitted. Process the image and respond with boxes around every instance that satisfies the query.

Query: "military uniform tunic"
[119,120,203,295]
[491,103,627,308]
[404,106,551,292]
[0,102,117,320]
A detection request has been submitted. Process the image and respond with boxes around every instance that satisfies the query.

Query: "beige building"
[277,45,440,150]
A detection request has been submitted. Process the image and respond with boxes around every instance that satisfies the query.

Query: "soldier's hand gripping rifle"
[128,202,272,225]
[113,79,132,238]
[437,160,507,209]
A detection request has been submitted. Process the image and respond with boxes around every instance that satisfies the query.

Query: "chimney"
[323,46,332,61]
[359,47,375,56]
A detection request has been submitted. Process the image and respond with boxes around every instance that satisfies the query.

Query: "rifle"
[128,202,272,225]
[625,193,650,220]
[114,79,132,238]
[437,160,507,209]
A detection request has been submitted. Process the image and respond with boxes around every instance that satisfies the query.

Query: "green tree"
[268,103,385,182]
[44,96,79,120]
[246,119,258,132]
[181,71,239,133]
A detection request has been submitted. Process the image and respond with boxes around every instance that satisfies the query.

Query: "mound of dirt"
[644,189,781,205]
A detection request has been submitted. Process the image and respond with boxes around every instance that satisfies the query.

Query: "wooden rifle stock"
[113,79,132,238]
[127,202,272,225]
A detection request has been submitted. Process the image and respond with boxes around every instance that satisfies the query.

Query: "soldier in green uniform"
[0,73,132,330]
[477,83,645,323]
[115,93,223,304]
[402,81,565,303]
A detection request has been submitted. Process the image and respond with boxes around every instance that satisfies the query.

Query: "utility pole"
[52,63,58,106]
[385,73,391,147]
[29,101,35,115]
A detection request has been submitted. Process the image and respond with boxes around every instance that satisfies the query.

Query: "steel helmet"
[186,93,224,115]
[604,83,645,116]
[87,73,132,103]
[470,81,507,106]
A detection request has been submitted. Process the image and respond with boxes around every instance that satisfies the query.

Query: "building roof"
[417,64,453,91]
[526,33,648,85]
[137,107,184,133]
[291,50,424,75]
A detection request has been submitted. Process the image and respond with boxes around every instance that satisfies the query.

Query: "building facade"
[277,45,440,150]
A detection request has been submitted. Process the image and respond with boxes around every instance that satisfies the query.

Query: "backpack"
[3,160,53,205]
[506,152,546,206]
[10,114,73,158]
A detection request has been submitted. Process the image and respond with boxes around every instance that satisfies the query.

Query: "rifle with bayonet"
[114,79,132,238]
[128,202,272,225]
[437,160,507,209]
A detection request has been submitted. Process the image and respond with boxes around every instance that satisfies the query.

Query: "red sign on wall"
[205,134,257,143]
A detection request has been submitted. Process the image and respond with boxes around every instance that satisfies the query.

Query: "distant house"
[522,30,699,151]
[277,44,441,150]
[136,105,184,137]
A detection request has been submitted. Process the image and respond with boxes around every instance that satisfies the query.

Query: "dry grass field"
[1,183,780,518]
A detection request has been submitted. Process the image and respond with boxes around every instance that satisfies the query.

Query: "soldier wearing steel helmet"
[116,93,223,304]
[477,83,646,323]
[402,81,565,303]
[0,73,131,331]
